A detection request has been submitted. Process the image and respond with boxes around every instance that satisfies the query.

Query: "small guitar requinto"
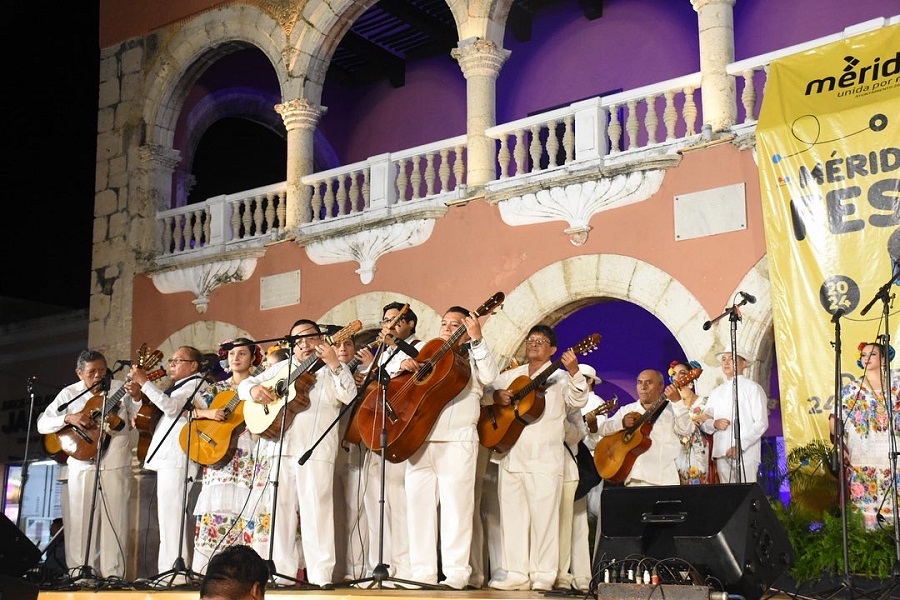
[477,333,602,453]
[55,346,165,462]
[593,366,702,483]
[180,363,266,467]
[244,320,363,440]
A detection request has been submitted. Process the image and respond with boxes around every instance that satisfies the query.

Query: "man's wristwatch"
[470,338,482,348]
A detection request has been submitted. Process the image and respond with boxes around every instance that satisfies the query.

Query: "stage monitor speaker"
[0,575,39,600]
[0,514,42,578]
[596,483,794,600]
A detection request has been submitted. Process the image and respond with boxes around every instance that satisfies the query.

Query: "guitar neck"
[102,379,129,415]
[346,337,385,373]
[628,396,668,432]
[283,354,322,387]
[512,358,564,403]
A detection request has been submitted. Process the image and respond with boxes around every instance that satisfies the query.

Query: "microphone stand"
[145,373,208,587]
[703,295,753,483]
[75,372,115,584]
[334,342,440,591]
[861,270,900,599]
[261,338,301,587]
[829,309,860,598]
[17,376,39,532]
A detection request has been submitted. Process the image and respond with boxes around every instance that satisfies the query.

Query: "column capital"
[275,98,328,130]
[139,144,180,170]
[451,38,510,79]
[691,0,736,11]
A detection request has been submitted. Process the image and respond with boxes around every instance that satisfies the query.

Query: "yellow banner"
[757,24,900,453]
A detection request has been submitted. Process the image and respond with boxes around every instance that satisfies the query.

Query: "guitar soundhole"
[416,364,434,382]
[274,380,287,397]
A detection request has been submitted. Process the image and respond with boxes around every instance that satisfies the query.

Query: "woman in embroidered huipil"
[192,338,263,573]
[833,341,900,530]
[670,360,716,485]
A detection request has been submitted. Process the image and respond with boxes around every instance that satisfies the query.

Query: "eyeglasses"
[168,358,196,365]
[525,338,550,346]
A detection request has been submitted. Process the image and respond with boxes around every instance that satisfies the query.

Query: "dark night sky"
[0,2,99,311]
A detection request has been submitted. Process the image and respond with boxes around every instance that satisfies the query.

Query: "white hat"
[716,349,756,363]
[578,363,599,383]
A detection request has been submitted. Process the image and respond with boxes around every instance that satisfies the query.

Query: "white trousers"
[154,467,194,573]
[68,467,131,578]
[497,466,562,585]
[363,454,411,578]
[406,439,477,585]
[334,444,369,580]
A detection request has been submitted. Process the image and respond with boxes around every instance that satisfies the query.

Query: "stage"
[21,582,900,600]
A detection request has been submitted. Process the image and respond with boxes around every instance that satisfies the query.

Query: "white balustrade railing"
[156,15,899,260]
[301,134,467,223]
[157,182,286,259]
[486,72,703,182]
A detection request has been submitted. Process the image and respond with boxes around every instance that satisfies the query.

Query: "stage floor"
[28,583,900,600]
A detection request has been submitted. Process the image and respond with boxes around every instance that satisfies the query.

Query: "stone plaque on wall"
[674,183,747,241]
[260,270,301,310]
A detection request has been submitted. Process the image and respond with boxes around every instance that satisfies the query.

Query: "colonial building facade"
[85,0,897,577]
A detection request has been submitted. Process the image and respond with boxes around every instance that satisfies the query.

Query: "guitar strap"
[165,374,202,396]
[646,397,669,426]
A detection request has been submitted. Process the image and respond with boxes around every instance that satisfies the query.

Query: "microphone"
[98,371,113,392]
[739,291,756,304]
[200,355,219,373]
[118,360,133,366]
[702,321,713,331]
[391,337,420,359]
[322,324,343,337]
[831,308,845,323]
[219,342,235,351]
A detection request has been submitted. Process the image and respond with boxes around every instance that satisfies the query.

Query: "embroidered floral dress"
[675,396,714,485]
[192,378,263,572]
[840,372,900,530]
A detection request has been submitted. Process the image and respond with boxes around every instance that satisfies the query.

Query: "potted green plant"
[766,439,895,586]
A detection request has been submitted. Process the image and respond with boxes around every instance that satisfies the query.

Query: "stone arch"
[176,88,285,205]
[290,0,514,103]
[320,291,443,343]
[290,0,382,102]
[480,254,771,397]
[142,5,289,151]
[158,320,253,360]
[453,0,514,44]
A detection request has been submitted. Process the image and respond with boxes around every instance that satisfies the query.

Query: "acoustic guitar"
[343,304,410,446]
[56,347,165,462]
[477,333,602,453]
[355,292,505,463]
[593,366,702,483]
[244,320,362,439]
[133,344,166,462]
[42,432,69,465]
[179,364,266,467]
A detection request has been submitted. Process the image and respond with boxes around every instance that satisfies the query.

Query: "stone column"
[275,98,327,227]
[692,0,736,131]
[451,38,510,189]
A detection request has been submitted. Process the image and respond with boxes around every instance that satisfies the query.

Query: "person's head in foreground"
[200,545,268,600]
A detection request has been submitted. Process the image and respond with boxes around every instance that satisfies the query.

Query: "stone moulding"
[496,170,666,245]
[150,258,258,313]
[305,218,436,284]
